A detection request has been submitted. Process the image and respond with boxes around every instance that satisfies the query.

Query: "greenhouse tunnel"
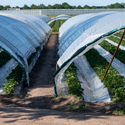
[53,12,125,102]
[0,13,52,92]
[48,14,71,25]
[35,15,51,23]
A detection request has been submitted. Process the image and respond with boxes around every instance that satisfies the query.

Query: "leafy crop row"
[61,19,67,25]
[65,63,83,96]
[114,32,125,39]
[49,20,56,28]
[3,65,23,94]
[7,65,23,82]
[52,20,60,32]
[85,48,125,101]
[99,40,125,64]
[0,51,11,68]
[108,35,125,47]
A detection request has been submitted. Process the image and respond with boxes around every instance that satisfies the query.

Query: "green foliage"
[0,2,125,10]
[61,20,67,25]
[52,20,60,32]
[108,35,125,47]
[83,5,91,9]
[99,40,125,64]
[114,32,125,40]
[49,21,56,28]
[85,48,125,101]
[3,79,19,94]
[7,65,23,82]
[3,65,23,94]
[22,4,30,9]
[65,63,83,96]
[0,5,4,10]
[114,105,125,115]
[107,3,124,8]
[0,50,11,68]
[79,103,85,111]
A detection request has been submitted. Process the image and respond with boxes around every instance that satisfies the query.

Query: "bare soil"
[0,34,125,124]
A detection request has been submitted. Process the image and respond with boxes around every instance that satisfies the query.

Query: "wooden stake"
[101,30,125,82]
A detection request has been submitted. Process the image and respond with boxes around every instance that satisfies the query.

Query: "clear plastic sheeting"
[48,14,71,25]
[0,13,52,86]
[54,12,125,102]
[35,15,51,23]
[94,45,125,77]
[74,55,111,102]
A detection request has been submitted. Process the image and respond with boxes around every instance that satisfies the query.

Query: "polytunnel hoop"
[0,45,28,86]
[53,26,125,96]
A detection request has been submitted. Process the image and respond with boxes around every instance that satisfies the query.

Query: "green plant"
[65,63,83,96]
[108,35,125,47]
[51,96,56,99]
[0,50,11,68]
[114,105,125,115]
[52,20,60,32]
[3,65,23,94]
[3,79,19,94]
[99,40,125,64]
[79,103,85,111]
[114,32,125,40]
[76,96,83,101]
[85,48,125,101]
[7,65,23,82]
[49,20,56,28]
[61,19,67,25]
[68,102,71,105]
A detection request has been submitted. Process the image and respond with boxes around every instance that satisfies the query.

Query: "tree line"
[0,2,125,10]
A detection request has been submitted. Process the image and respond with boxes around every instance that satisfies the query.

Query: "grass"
[108,35,125,47]
[52,20,60,32]
[85,48,125,101]
[99,40,125,64]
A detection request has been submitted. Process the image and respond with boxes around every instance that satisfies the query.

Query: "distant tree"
[54,4,62,9]
[15,6,20,8]
[31,4,38,9]
[83,5,91,9]
[62,2,71,9]
[101,6,107,9]
[121,3,125,8]
[39,4,47,9]
[76,5,82,9]
[114,3,124,8]
[91,6,97,9]
[23,4,30,9]
[3,5,11,10]
[71,5,77,9]
[107,4,115,8]
[0,5,4,10]
[47,4,54,9]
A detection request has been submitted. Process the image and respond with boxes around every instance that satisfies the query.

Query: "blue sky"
[0,0,124,7]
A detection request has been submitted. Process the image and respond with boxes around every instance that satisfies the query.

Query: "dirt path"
[0,106,125,125]
[21,33,59,108]
[0,34,125,124]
